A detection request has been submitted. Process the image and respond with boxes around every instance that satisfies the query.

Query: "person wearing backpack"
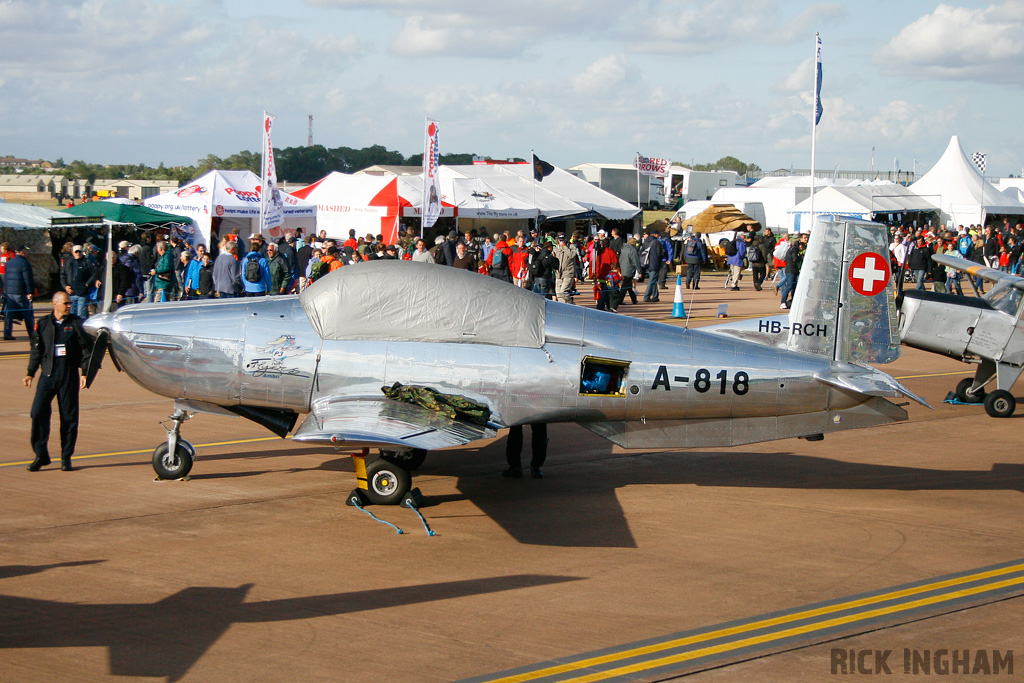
[724,232,747,291]
[641,231,666,302]
[683,232,707,289]
[749,227,772,291]
[241,246,271,297]
[488,239,511,282]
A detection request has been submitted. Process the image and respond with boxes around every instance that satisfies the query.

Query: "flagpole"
[531,149,537,230]
[260,111,267,236]
[635,153,641,212]
[809,33,819,233]
[420,116,427,239]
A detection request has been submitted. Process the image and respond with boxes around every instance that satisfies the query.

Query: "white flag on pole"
[260,112,284,234]
[422,118,441,231]
[633,153,670,177]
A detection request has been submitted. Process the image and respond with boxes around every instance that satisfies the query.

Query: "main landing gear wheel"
[380,448,427,471]
[955,378,986,404]
[984,390,1016,418]
[153,442,194,479]
[364,458,412,505]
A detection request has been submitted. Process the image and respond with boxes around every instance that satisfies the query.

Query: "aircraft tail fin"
[787,218,901,364]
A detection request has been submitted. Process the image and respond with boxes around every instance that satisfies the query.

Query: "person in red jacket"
[592,239,619,312]
[508,235,530,288]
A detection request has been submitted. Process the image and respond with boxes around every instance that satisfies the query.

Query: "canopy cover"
[0,203,67,229]
[300,260,545,348]
[62,200,191,227]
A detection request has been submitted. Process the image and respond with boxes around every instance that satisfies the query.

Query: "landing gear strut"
[153,409,196,480]
[346,448,418,506]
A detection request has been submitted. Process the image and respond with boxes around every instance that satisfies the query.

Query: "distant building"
[91,178,179,201]
[0,173,66,202]
[0,156,54,170]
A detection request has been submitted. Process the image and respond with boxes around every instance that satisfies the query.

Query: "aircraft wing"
[932,254,1024,290]
[293,396,497,451]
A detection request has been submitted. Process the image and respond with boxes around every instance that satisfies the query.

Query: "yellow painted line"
[558,576,1024,683]
[481,561,1024,683]
[893,370,973,380]
[0,353,29,360]
[0,436,281,468]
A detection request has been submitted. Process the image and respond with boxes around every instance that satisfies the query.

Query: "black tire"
[380,448,427,471]
[152,442,193,479]
[984,390,1016,418]
[364,458,411,505]
[955,378,986,403]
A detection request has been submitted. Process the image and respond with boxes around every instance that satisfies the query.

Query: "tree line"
[1,146,757,184]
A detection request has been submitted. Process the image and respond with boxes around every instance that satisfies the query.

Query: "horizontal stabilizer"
[578,397,907,449]
[815,367,931,408]
[293,397,496,451]
[932,253,1024,290]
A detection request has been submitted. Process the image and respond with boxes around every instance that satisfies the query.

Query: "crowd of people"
[889,218,1024,295]
[6,216,1023,339]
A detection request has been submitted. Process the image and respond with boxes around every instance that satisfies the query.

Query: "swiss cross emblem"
[848,252,891,296]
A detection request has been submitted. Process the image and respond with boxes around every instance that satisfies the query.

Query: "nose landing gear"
[153,409,196,480]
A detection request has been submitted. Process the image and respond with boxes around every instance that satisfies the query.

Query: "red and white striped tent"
[290,172,401,244]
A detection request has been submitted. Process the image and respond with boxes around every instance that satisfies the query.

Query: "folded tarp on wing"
[299,260,545,348]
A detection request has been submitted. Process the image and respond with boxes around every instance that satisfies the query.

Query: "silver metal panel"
[837,220,901,364]
[543,300,586,346]
[294,397,496,451]
[580,396,907,449]
[966,309,1016,360]
[240,304,320,410]
[788,220,843,358]
[501,345,581,425]
[899,295,979,358]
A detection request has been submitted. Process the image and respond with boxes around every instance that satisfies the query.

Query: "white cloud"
[571,55,632,96]
[876,2,1024,82]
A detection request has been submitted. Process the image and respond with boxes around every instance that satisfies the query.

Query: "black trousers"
[505,424,548,469]
[30,372,80,462]
[752,263,767,287]
[685,261,702,287]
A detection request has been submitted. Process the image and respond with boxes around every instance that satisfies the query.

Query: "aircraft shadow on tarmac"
[452,449,1024,549]
[0,564,580,681]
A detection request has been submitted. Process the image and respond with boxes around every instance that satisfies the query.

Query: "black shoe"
[694,285,700,290]
[754,285,762,291]
[685,283,690,289]
[502,467,523,479]
[530,467,544,479]
[3,336,14,341]
[730,287,740,291]
[61,460,73,471]
[27,455,51,472]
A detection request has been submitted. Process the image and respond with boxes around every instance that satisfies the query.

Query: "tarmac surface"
[1,272,1022,682]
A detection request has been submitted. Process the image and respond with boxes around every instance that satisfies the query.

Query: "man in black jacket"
[23,291,94,471]
[60,244,93,319]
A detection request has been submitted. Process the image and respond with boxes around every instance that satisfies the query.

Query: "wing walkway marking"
[460,558,1024,683]
[0,437,281,468]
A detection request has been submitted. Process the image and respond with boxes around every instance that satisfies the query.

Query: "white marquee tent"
[909,135,1024,228]
[144,170,317,247]
[788,184,938,222]
[289,172,400,243]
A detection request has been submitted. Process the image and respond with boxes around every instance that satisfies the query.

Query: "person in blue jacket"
[241,242,271,296]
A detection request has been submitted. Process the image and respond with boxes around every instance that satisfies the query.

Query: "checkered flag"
[972,152,986,174]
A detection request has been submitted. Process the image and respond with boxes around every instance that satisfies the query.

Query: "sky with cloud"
[2,0,1022,176]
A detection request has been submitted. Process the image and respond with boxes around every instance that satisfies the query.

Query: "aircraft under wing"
[578,397,908,449]
[292,396,497,451]
[933,253,1024,290]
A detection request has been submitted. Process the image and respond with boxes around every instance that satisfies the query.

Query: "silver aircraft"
[83,218,925,505]
[899,253,1024,418]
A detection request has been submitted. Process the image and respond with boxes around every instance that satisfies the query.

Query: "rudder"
[787,218,900,364]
